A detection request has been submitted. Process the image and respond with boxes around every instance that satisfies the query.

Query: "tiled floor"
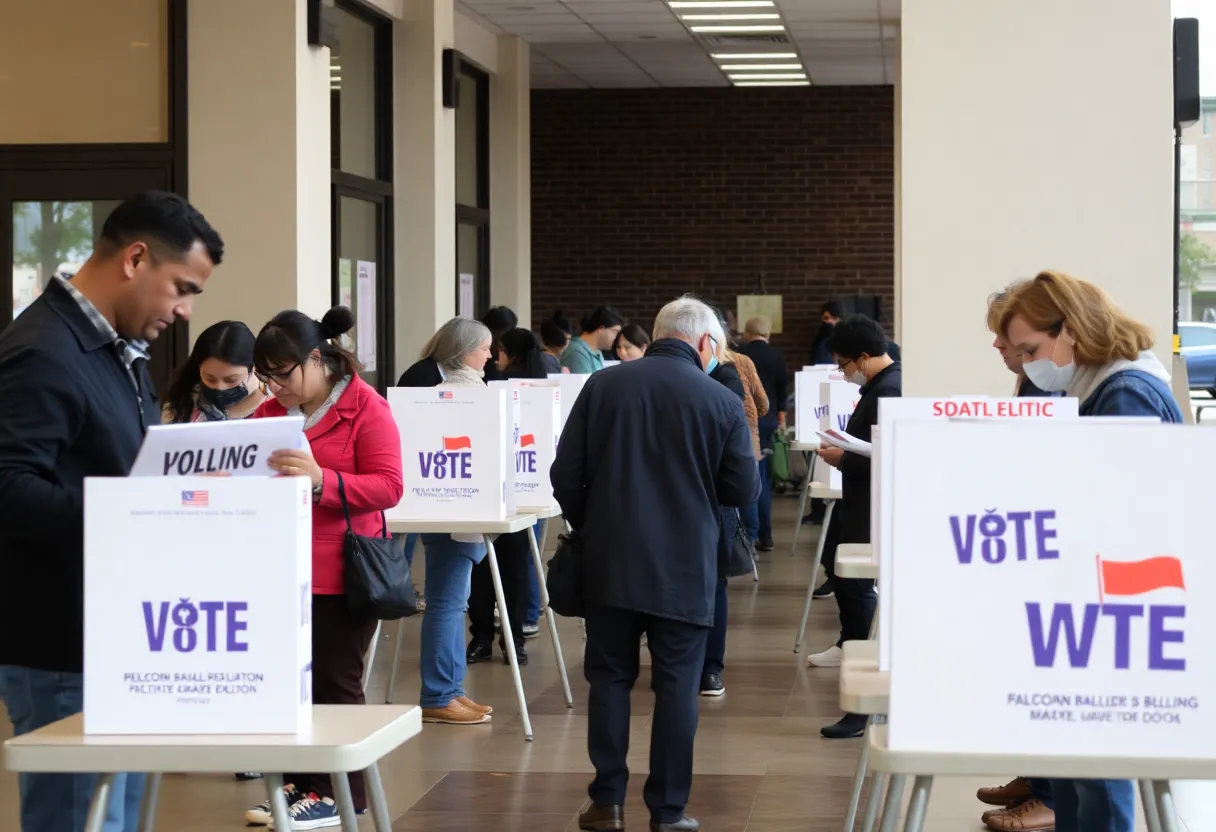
[0,495,1123,830]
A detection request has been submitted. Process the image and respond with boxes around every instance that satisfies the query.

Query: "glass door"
[333,187,389,390]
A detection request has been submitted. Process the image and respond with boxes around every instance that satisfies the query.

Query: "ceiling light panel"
[719,63,802,70]
[668,0,774,6]
[732,80,810,87]
[689,24,785,32]
[727,71,806,79]
[710,51,796,59]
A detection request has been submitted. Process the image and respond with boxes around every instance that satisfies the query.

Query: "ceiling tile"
[483,12,582,25]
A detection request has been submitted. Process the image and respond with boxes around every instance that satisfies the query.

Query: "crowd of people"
[0,190,1184,832]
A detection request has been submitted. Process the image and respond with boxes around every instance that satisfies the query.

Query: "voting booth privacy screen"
[547,373,590,429]
[84,477,312,735]
[490,381,561,507]
[388,387,519,521]
[818,380,859,490]
[887,420,1215,759]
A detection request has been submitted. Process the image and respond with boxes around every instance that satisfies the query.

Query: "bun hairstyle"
[254,305,362,380]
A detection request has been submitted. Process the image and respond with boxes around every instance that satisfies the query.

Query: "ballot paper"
[815,428,872,458]
[128,417,308,477]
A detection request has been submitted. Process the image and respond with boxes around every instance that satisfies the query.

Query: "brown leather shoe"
[977,777,1033,806]
[579,804,625,831]
[421,700,490,725]
[985,798,1054,831]
[457,696,493,716]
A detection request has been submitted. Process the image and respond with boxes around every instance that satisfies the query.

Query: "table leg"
[842,717,871,831]
[263,773,292,831]
[859,771,888,832]
[137,773,162,832]
[84,774,116,832]
[528,522,573,709]
[485,533,533,741]
[752,549,760,583]
[1140,779,1162,832]
[901,776,933,832]
[877,774,906,832]
[1155,780,1180,832]
[330,772,360,831]
[363,620,382,694]
[364,762,393,832]
[790,453,814,557]
[538,517,551,559]
[794,499,834,652]
[868,605,879,640]
[385,617,406,704]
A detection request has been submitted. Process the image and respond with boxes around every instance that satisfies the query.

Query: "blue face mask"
[706,356,719,375]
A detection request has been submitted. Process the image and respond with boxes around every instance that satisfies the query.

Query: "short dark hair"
[827,315,889,360]
[480,306,518,337]
[822,300,844,319]
[254,306,360,379]
[581,306,623,333]
[540,310,571,349]
[499,328,548,379]
[99,190,224,266]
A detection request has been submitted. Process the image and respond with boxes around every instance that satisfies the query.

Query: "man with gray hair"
[552,295,759,832]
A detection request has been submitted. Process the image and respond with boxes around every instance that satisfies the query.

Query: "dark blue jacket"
[1079,369,1184,421]
[0,280,160,671]
[551,339,759,626]
[836,361,901,544]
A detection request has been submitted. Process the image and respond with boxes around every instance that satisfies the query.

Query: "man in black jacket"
[810,315,900,739]
[552,296,759,832]
[0,191,223,831]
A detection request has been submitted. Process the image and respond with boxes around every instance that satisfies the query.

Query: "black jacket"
[551,339,759,626]
[0,280,160,671]
[396,358,443,388]
[737,338,787,419]
[835,361,901,544]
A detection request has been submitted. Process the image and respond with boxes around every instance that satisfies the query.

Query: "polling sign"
[83,476,312,734]
[129,417,308,478]
[887,419,1216,759]
[388,387,518,521]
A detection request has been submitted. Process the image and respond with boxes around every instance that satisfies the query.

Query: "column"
[899,0,1174,396]
[187,0,331,335]
[490,36,532,328]
[394,0,456,370]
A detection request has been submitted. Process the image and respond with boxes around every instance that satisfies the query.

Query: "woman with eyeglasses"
[240,306,403,831]
[163,320,268,423]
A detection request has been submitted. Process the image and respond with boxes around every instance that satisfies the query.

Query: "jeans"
[469,530,530,649]
[1049,779,1134,832]
[739,499,759,542]
[402,533,419,567]
[1029,777,1055,809]
[701,574,728,677]
[419,534,485,709]
[0,666,145,832]
[526,520,544,626]
[757,417,777,542]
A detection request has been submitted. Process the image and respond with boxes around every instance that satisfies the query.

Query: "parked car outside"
[1179,322,1216,393]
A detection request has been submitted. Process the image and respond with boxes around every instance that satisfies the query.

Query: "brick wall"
[530,86,895,370]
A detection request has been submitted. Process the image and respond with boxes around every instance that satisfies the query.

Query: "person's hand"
[562,366,571,374]
[817,446,844,468]
[268,449,323,487]
[777,412,786,428]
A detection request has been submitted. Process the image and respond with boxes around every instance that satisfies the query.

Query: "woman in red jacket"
[241,306,403,831]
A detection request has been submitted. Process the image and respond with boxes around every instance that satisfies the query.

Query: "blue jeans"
[0,667,145,832]
[1049,779,1134,832]
[526,521,544,626]
[702,574,728,677]
[1029,777,1055,808]
[756,417,777,542]
[740,499,759,542]
[419,534,485,709]
[402,533,419,567]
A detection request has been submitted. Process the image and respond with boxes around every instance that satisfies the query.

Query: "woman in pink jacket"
[242,306,403,830]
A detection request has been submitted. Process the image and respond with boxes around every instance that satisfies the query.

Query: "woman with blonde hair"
[997,270,1182,832]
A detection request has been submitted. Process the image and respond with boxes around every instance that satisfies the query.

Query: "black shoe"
[801,513,824,525]
[502,643,528,666]
[651,817,700,832]
[812,580,835,599]
[821,712,869,739]
[580,804,625,831]
[756,538,775,552]
[466,637,494,664]
[699,673,725,697]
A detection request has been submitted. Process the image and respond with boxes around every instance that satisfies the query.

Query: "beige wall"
[900,0,1174,396]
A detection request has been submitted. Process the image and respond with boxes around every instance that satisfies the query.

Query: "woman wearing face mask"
[163,320,267,423]
[997,271,1181,832]
[812,315,901,740]
[241,306,403,830]
[612,323,651,362]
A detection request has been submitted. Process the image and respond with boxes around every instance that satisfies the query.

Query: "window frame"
[455,57,491,317]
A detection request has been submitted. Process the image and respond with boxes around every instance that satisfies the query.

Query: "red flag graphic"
[442,436,472,451]
[1099,557,1185,597]
[520,434,535,447]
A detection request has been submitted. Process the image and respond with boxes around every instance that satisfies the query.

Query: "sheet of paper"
[356,260,377,372]
[815,429,872,457]
[338,258,353,309]
[129,416,308,477]
[458,273,475,319]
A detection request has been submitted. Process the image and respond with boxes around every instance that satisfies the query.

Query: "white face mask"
[1021,332,1075,392]
[846,357,867,387]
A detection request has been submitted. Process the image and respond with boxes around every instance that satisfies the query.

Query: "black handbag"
[337,473,418,620]
[723,508,757,579]
[545,529,585,618]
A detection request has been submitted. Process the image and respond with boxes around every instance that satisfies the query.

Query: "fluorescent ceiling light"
[733,80,810,87]
[681,12,779,20]
[690,24,785,32]
[711,51,796,59]
[720,63,802,70]
[728,72,806,80]
[669,0,774,6]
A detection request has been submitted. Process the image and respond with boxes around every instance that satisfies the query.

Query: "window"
[330,0,393,389]
[1179,323,1216,347]
[455,60,490,318]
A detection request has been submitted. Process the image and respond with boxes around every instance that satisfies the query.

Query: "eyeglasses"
[255,362,300,386]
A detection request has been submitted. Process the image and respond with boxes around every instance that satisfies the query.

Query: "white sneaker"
[522,623,540,639]
[807,645,843,668]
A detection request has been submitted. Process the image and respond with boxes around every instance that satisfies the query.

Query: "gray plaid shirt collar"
[54,274,150,370]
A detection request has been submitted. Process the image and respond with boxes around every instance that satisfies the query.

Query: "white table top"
[840,662,889,716]
[836,544,877,579]
[517,503,563,519]
[791,438,822,451]
[4,705,421,774]
[809,482,842,501]
[842,639,878,666]
[387,514,538,535]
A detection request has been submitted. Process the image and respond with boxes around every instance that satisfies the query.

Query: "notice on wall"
[737,294,784,334]
[129,417,308,478]
[338,259,353,309]
[356,260,377,372]
[459,273,475,319]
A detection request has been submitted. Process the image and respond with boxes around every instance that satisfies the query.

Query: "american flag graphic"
[437,391,454,400]
[181,490,209,507]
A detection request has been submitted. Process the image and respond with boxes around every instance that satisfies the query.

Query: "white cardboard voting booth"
[388,387,518,521]
[887,419,1216,759]
[547,373,590,429]
[874,397,1079,671]
[490,382,562,506]
[817,380,860,490]
[84,476,312,735]
[794,367,846,443]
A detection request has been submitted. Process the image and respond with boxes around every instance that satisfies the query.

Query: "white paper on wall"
[355,261,377,372]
